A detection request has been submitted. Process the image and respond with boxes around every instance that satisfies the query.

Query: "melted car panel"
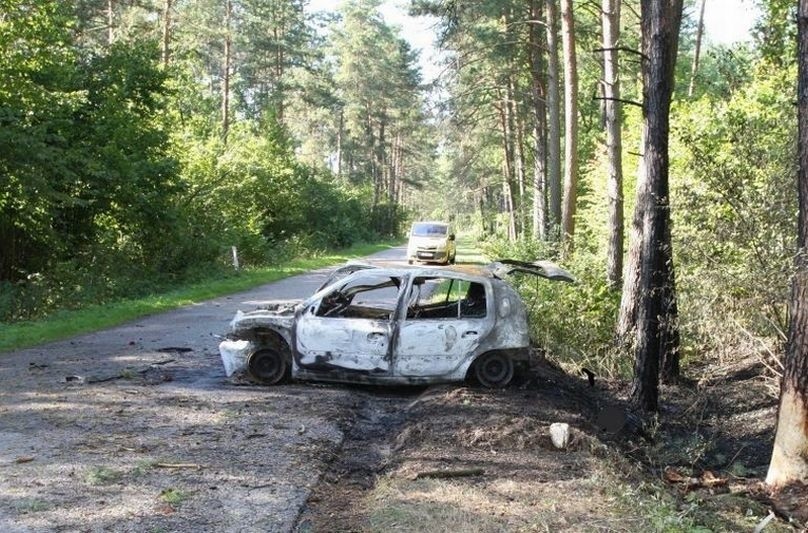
[219,260,573,387]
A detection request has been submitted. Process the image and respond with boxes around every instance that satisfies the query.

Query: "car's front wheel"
[247,348,289,385]
[473,352,514,388]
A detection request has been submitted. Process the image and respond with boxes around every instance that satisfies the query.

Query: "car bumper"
[409,249,449,262]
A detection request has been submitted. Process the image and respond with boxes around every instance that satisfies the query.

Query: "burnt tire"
[473,352,514,388]
[247,348,289,385]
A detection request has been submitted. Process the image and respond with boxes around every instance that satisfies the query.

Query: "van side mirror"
[449,233,456,241]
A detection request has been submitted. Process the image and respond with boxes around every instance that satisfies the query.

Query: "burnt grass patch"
[294,354,798,531]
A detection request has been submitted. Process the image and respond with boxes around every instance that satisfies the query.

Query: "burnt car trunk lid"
[488,260,576,283]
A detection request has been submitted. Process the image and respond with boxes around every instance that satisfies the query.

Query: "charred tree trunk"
[222,0,233,141]
[766,0,808,488]
[629,0,683,412]
[547,0,562,237]
[687,0,706,97]
[617,123,647,348]
[602,0,624,286]
[560,0,579,246]
[531,0,548,240]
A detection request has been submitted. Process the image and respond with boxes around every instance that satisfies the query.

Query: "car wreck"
[218,260,574,388]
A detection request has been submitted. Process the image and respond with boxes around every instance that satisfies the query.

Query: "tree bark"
[531,0,548,240]
[602,0,624,287]
[107,0,115,46]
[687,0,706,98]
[617,125,648,347]
[222,0,233,141]
[546,0,562,237]
[629,0,683,412]
[766,0,808,488]
[162,0,172,67]
[499,94,518,241]
[560,0,579,245]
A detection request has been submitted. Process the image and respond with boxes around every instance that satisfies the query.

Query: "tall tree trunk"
[602,0,624,286]
[766,0,808,488]
[162,0,172,67]
[547,0,562,236]
[560,0,579,245]
[515,108,528,232]
[531,0,548,240]
[629,0,683,412]
[499,95,518,241]
[107,0,115,46]
[687,0,707,97]
[617,125,647,346]
[336,108,344,178]
[273,23,285,124]
[222,0,233,141]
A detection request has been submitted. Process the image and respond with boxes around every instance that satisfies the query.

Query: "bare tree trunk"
[617,124,648,347]
[107,0,115,46]
[629,0,683,412]
[547,0,562,236]
[162,0,172,67]
[602,0,624,286]
[499,95,518,241]
[531,0,548,240]
[687,0,707,97]
[336,108,343,178]
[273,23,285,124]
[766,0,808,488]
[515,109,528,232]
[560,0,579,246]
[222,0,233,141]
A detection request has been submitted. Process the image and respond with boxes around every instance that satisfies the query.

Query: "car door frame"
[392,272,494,378]
[292,271,409,377]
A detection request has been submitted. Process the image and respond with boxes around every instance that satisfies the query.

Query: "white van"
[406,221,456,265]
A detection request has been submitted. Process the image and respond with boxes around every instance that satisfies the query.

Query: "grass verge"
[0,241,399,353]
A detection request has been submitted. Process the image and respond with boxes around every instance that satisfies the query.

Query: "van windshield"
[411,223,448,237]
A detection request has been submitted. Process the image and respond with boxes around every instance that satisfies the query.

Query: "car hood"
[229,300,302,331]
[408,235,449,246]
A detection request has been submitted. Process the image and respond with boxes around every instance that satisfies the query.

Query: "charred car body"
[219,260,574,388]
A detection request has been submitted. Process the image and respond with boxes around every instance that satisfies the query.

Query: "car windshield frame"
[411,223,448,237]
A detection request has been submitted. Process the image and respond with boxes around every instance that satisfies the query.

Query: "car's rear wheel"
[247,348,289,385]
[473,352,514,388]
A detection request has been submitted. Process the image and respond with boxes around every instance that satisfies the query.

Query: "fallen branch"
[154,463,202,470]
[414,468,484,479]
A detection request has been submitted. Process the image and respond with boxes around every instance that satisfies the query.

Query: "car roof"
[343,261,495,279]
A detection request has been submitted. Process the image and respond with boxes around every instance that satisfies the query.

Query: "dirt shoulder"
[297,357,796,532]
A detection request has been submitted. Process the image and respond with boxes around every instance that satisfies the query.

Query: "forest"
[1,0,808,523]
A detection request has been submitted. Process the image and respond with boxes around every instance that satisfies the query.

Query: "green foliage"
[671,62,797,357]
[0,1,413,324]
[482,237,625,377]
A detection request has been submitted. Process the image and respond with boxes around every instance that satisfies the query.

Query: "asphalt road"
[0,245,408,532]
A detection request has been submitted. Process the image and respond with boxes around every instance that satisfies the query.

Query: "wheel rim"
[248,349,286,384]
[476,353,513,387]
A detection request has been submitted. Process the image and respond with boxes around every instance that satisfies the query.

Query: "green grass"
[453,233,487,264]
[159,487,188,506]
[0,241,399,353]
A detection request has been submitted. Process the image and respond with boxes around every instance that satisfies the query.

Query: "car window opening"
[317,275,400,320]
[407,277,487,319]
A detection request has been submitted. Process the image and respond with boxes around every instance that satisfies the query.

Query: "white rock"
[549,423,570,450]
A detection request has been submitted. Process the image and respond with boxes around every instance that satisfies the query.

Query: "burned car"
[218,260,574,388]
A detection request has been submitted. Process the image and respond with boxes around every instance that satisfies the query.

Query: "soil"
[0,250,802,531]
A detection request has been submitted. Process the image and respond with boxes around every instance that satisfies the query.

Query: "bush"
[481,237,626,378]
